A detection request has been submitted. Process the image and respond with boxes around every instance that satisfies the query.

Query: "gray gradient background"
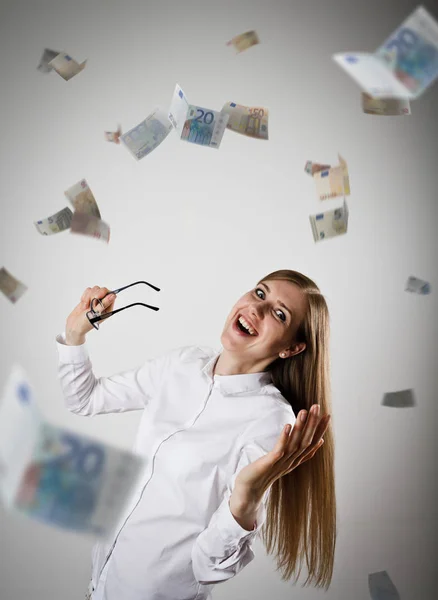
[0,0,437,598]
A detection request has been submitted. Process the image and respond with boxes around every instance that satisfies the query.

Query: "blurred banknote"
[37,48,60,73]
[333,6,438,99]
[34,206,73,236]
[120,109,173,160]
[48,52,87,81]
[0,268,28,304]
[361,92,411,115]
[304,161,331,176]
[0,366,145,540]
[226,30,260,53]
[312,154,350,200]
[221,101,269,140]
[309,200,349,242]
[65,179,101,219]
[381,389,416,408]
[105,125,122,144]
[168,84,229,149]
[70,212,110,243]
[405,275,431,294]
[368,570,400,600]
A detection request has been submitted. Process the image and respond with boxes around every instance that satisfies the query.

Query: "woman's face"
[220,279,308,360]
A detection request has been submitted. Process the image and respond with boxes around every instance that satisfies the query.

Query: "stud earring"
[280,352,286,358]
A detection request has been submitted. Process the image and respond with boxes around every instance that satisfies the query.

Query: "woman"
[57,269,336,600]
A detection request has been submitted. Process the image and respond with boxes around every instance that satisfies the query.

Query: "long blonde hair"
[259,269,336,590]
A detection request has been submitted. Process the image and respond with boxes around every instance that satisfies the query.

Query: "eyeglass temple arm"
[110,280,160,294]
[88,302,159,325]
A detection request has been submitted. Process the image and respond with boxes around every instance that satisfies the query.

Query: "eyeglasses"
[86,280,160,330]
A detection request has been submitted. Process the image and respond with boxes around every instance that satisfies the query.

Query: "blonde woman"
[57,269,336,600]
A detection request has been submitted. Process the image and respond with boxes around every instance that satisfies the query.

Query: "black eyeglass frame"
[86,280,160,330]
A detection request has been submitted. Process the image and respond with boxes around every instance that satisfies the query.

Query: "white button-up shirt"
[56,334,295,600]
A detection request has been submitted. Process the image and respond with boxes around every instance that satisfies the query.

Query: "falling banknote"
[0,268,28,304]
[168,84,229,149]
[221,102,269,140]
[37,48,61,73]
[120,108,173,160]
[48,52,87,81]
[226,30,260,53]
[381,389,416,408]
[304,161,331,176]
[368,570,400,600]
[70,212,110,243]
[309,199,349,242]
[34,206,73,236]
[105,125,122,144]
[361,92,411,115]
[333,5,438,99]
[405,275,431,294]
[64,179,101,219]
[0,366,144,540]
[312,154,350,200]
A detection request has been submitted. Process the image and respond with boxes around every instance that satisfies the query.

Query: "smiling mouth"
[234,315,258,336]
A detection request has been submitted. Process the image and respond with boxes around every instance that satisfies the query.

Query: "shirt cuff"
[214,494,266,545]
[56,332,90,364]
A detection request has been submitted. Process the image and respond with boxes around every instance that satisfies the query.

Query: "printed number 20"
[195,109,214,125]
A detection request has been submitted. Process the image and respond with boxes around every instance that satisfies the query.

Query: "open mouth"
[233,315,257,336]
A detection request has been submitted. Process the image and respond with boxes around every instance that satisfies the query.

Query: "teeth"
[238,316,256,335]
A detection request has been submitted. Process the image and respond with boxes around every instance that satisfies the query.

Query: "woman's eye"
[255,288,286,323]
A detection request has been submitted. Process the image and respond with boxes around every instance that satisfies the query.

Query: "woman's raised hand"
[65,286,117,345]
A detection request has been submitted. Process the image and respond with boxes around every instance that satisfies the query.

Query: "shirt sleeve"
[191,411,294,585]
[55,332,170,417]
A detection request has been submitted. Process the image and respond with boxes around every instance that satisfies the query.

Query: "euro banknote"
[304,161,331,176]
[0,268,28,304]
[105,125,122,144]
[0,366,145,540]
[333,6,438,99]
[168,84,229,149]
[381,389,416,408]
[120,109,173,160]
[368,570,400,600]
[70,212,110,243]
[64,179,101,219]
[37,48,60,73]
[34,206,73,235]
[361,92,411,115]
[405,275,431,294]
[309,200,349,242]
[221,102,269,139]
[312,154,350,200]
[48,52,87,81]
[226,30,259,53]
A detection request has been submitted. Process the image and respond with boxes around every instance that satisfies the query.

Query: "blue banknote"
[120,108,173,161]
[0,366,144,539]
[168,84,229,149]
[375,5,438,98]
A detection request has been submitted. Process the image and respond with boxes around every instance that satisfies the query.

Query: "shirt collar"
[201,348,273,396]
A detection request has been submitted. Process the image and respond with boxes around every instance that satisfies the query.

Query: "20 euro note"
[0,366,145,541]
[34,206,73,236]
[120,108,172,160]
[0,267,28,304]
[309,199,349,242]
[333,6,438,99]
[168,84,229,149]
[405,275,431,294]
[221,102,269,140]
[368,570,400,600]
[312,154,350,200]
